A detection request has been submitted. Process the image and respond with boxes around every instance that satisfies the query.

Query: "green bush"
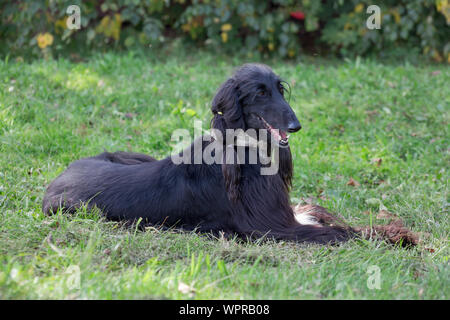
[320,0,450,61]
[0,0,448,61]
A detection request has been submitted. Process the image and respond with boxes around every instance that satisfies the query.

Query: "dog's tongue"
[263,118,288,142]
[268,127,287,142]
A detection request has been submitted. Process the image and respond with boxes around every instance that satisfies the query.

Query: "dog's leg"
[293,204,348,228]
[287,224,353,244]
[292,204,418,246]
[237,222,353,245]
[90,151,157,165]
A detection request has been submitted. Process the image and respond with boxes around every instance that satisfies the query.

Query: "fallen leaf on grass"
[42,220,59,229]
[377,209,396,220]
[178,282,196,297]
[371,158,382,166]
[387,81,396,88]
[318,194,328,201]
[347,178,360,187]
[365,110,379,118]
[376,210,404,227]
[299,197,317,205]
[418,288,424,297]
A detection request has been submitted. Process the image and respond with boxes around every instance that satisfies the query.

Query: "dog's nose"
[287,121,302,132]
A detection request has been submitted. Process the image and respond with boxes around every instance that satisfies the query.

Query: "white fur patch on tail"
[294,211,320,226]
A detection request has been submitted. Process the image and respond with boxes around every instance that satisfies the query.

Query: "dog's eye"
[257,90,266,97]
[278,84,284,95]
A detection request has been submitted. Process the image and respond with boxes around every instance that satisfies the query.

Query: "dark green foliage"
[1,0,448,60]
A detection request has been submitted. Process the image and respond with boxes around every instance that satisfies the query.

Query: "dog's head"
[212,64,299,202]
[211,63,301,147]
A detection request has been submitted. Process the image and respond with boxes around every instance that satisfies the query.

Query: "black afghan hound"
[42,64,359,244]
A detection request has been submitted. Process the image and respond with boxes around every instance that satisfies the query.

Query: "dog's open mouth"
[258,116,289,146]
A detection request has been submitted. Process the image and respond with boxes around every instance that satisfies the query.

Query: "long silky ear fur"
[222,149,241,203]
[211,78,245,132]
[211,78,245,203]
[279,146,293,191]
[210,114,227,139]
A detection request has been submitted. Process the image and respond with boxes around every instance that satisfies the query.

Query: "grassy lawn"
[0,51,448,299]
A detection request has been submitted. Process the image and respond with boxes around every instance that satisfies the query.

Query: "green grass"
[0,51,448,299]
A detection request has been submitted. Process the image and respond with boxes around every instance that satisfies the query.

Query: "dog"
[42,63,354,244]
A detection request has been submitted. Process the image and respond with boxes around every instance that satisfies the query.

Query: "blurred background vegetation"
[0,0,449,61]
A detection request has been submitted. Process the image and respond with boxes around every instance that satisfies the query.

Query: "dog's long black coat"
[43,64,351,244]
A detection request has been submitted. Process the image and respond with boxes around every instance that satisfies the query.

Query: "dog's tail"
[293,204,419,247]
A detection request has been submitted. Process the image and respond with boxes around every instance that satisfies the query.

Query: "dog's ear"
[221,145,241,203]
[278,146,293,191]
[211,78,245,132]
[212,78,245,203]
